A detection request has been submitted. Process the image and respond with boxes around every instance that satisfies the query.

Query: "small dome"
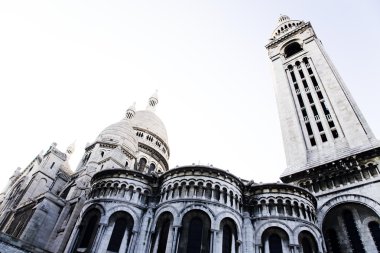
[278,15,290,23]
[132,110,168,144]
[270,16,305,40]
[97,118,138,154]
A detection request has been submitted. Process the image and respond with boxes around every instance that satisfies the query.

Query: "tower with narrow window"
[266,15,378,178]
[267,15,380,253]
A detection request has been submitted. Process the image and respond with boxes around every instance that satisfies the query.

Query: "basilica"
[0,15,379,253]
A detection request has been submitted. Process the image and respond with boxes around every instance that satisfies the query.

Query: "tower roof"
[269,15,305,41]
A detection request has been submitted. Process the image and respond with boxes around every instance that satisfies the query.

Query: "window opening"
[284,42,302,58]
[369,221,380,252]
[268,234,283,253]
[107,218,128,252]
[50,162,55,169]
[187,217,203,253]
[157,220,171,253]
[342,210,365,253]
[222,225,232,253]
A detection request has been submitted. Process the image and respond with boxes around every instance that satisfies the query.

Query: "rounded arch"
[152,205,180,231]
[261,226,291,253]
[298,230,318,253]
[318,194,380,222]
[80,203,106,221]
[293,224,322,247]
[255,221,294,245]
[215,211,243,239]
[280,39,303,57]
[321,199,380,253]
[104,204,140,231]
[178,209,212,253]
[177,204,216,228]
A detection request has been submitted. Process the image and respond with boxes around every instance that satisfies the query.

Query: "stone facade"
[0,16,379,253]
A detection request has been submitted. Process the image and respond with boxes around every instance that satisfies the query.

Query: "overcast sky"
[0,1,379,189]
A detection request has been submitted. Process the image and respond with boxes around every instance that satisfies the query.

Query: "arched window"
[342,210,365,253]
[323,204,379,253]
[299,231,318,253]
[149,163,156,173]
[187,217,203,253]
[151,212,173,253]
[369,221,380,252]
[138,158,147,172]
[284,42,302,58]
[157,220,171,253]
[262,227,289,253]
[222,225,232,253]
[269,234,283,253]
[106,212,134,253]
[178,210,211,253]
[326,229,341,253]
[74,209,101,252]
[220,218,238,253]
[125,160,129,168]
[107,218,128,252]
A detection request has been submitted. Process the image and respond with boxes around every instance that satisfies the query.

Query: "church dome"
[132,110,168,144]
[97,118,138,154]
[270,15,305,40]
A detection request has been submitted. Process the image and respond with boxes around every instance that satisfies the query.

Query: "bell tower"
[266,15,378,178]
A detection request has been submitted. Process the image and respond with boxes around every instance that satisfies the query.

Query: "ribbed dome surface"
[132,110,168,144]
[97,118,138,153]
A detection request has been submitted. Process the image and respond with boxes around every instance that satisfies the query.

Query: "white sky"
[0,1,380,189]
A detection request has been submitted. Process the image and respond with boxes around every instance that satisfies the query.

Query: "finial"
[67,141,76,156]
[147,90,159,111]
[278,14,290,23]
[126,102,136,119]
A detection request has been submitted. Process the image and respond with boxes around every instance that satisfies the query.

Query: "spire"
[66,141,76,157]
[126,102,136,119]
[278,14,290,24]
[147,90,159,111]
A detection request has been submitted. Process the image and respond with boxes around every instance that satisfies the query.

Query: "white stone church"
[0,15,379,253]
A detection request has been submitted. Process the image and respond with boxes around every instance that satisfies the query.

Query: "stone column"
[126,231,137,253]
[119,229,130,253]
[97,223,113,253]
[211,229,218,253]
[92,223,106,253]
[171,226,180,253]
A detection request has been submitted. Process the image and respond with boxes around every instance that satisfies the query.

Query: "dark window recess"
[369,221,380,252]
[302,79,308,88]
[301,109,307,117]
[332,130,339,138]
[321,134,327,142]
[317,91,323,100]
[306,123,313,135]
[342,210,365,253]
[301,238,313,253]
[284,42,302,58]
[311,106,318,116]
[268,234,283,253]
[310,76,318,87]
[107,218,128,252]
[307,93,314,103]
[222,225,232,253]
[307,67,313,75]
[328,121,335,128]
[310,137,316,146]
[299,70,305,79]
[326,229,342,253]
[317,122,324,132]
[321,102,330,114]
[297,95,305,108]
[187,218,203,253]
[138,158,147,172]
[290,71,297,82]
[157,220,171,253]
[294,82,299,90]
